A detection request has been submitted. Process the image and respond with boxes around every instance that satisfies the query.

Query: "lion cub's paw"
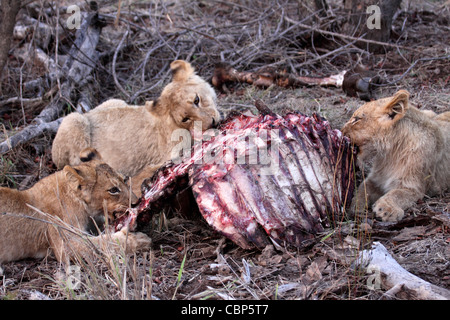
[128,232,152,251]
[372,198,405,222]
[350,199,369,215]
[111,229,151,252]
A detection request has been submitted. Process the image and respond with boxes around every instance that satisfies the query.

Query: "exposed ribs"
[115,108,356,249]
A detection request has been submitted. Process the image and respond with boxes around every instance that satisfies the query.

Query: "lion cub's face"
[64,149,138,221]
[155,60,221,131]
[342,90,410,146]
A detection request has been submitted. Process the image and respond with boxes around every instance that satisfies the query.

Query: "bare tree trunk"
[344,0,402,53]
[0,0,21,77]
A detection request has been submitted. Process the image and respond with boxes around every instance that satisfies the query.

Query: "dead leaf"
[392,226,426,242]
[344,235,360,249]
[432,213,450,228]
[257,245,283,266]
[305,258,328,282]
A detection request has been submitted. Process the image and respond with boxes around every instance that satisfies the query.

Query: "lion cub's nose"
[342,124,349,136]
[130,192,139,206]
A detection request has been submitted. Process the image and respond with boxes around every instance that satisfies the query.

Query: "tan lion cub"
[342,90,450,222]
[0,148,151,264]
[52,60,221,195]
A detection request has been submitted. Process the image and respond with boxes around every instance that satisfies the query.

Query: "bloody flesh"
[115,110,356,249]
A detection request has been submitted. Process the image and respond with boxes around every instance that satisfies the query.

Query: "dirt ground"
[0,0,449,300]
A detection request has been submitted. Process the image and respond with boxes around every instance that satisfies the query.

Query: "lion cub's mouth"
[112,210,123,220]
[111,206,130,220]
[86,215,107,235]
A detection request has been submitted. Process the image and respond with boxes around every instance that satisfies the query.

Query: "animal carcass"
[115,105,356,249]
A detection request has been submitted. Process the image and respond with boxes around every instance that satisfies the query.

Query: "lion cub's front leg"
[351,178,384,215]
[107,228,152,253]
[88,228,151,256]
[372,188,422,222]
[52,228,151,263]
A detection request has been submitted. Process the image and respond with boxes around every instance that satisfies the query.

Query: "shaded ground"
[0,0,449,300]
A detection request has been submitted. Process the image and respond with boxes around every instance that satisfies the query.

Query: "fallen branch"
[282,16,421,53]
[13,46,60,83]
[0,85,58,118]
[35,13,104,125]
[381,54,450,86]
[355,242,450,300]
[212,64,346,90]
[0,118,63,154]
[0,12,105,154]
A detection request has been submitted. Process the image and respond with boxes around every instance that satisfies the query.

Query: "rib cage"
[116,110,356,249]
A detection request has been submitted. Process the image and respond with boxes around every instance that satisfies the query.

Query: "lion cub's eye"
[108,187,121,195]
[193,94,200,106]
[352,116,361,124]
[182,117,190,123]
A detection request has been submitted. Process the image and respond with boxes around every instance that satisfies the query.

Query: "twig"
[115,0,123,28]
[185,38,203,62]
[0,86,58,108]
[112,30,131,100]
[178,26,223,47]
[0,118,63,154]
[282,16,421,53]
[139,41,167,83]
[381,54,450,86]
[130,62,171,103]
[295,37,360,69]
[0,96,42,108]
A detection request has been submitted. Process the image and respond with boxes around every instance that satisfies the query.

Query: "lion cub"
[342,90,450,222]
[52,60,221,195]
[0,149,151,264]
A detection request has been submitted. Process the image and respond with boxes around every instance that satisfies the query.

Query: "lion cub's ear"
[63,165,87,190]
[79,148,102,163]
[63,165,96,202]
[170,60,195,82]
[382,89,410,123]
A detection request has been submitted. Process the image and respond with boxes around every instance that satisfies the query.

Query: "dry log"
[14,15,64,49]
[0,118,63,154]
[355,242,450,300]
[11,46,63,98]
[35,12,104,125]
[212,64,346,91]
[13,46,60,81]
[0,12,105,155]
